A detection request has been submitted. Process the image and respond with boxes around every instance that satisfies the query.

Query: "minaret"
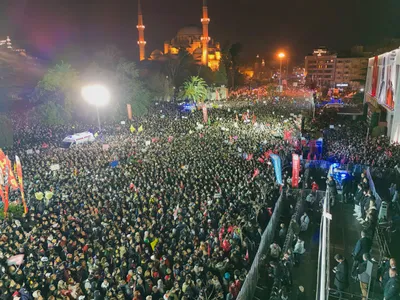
[201,0,210,66]
[137,0,146,61]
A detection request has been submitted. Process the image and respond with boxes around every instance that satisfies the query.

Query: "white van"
[61,132,95,148]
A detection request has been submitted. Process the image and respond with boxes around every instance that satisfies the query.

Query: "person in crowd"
[357,253,371,300]
[300,212,310,232]
[381,258,397,289]
[351,231,372,278]
[332,254,349,299]
[293,238,306,265]
[383,268,400,300]
[327,176,338,206]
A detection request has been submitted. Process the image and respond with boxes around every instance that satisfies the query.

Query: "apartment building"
[305,47,368,89]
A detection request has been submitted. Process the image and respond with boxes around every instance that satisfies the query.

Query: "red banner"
[371,56,378,97]
[127,104,132,120]
[0,149,6,174]
[15,156,28,214]
[5,156,18,190]
[292,154,300,188]
[202,105,208,124]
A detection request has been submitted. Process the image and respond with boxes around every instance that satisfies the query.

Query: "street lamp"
[81,84,110,132]
[278,52,285,89]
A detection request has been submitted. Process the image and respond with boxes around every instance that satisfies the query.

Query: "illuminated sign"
[336,83,348,87]
[313,49,328,56]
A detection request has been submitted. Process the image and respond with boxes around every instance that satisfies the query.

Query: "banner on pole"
[127,104,132,120]
[270,154,283,185]
[202,105,208,124]
[292,154,300,188]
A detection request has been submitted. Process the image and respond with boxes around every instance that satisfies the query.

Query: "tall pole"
[201,0,210,66]
[279,58,283,87]
[96,105,101,132]
[137,0,146,61]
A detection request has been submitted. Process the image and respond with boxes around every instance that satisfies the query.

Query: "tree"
[115,60,153,116]
[214,61,228,86]
[164,48,193,88]
[0,114,13,148]
[35,61,79,117]
[180,76,208,102]
[34,102,66,125]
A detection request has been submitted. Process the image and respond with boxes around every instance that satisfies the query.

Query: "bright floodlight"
[81,84,110,107]
[278,52,285,59]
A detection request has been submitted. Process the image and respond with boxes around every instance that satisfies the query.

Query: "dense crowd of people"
[1,98,305,300]
[1,91,400,300]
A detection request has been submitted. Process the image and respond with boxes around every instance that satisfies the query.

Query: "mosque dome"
[150,49,164,60]
[176,25,202,38]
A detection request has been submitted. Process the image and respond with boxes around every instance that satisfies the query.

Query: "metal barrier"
[316,188,331,300]
[237,189,285,300]
[268,189,326,299]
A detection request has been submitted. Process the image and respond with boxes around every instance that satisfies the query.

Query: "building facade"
[305,47,368,89]
[305,48,337,87]
[335,57,368,89]
[364,48,400,143]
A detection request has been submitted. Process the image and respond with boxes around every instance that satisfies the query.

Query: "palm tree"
[180,76,208,102]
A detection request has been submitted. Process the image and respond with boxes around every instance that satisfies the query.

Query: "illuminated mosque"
[137,0,221,71]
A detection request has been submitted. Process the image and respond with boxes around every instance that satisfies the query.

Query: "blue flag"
[110,160,119,168]
[270,154,283,185]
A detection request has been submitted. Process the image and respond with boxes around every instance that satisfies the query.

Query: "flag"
[257,157,264,163]
[245,249,249,261]
[168,136,174,143]
[151,137,159,143]
[7,254,24,266]
[94,132,99,138]
[127,104,132,120]
[15,156,28,214]
[45,191,54,200]
[150,238,159,251]
[130,125,136,133]
[138,125,143,133]
[292,154,300,188]
[0,149,7,176]
[202,105,208,124]
[173,204,179,220]
[246,153,253,161]
[5,157,18,190]
[235,114,239,122]
[270,154,283,185]
[35,192,44,200]
[252,114,257,125]
[252,168,260,179]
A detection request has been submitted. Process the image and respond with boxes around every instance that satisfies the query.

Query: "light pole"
[278,52,285,90]
[81,84,110,132]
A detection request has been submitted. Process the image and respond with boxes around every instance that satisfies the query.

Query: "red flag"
[246,154,253,161]
[151,137,159,143]
[252,114,257,124]
[5,157,18,190]
[252,168,260,179]
[15,156,28,214]
[245,249,249,261]
[292,154,300,188]
[257,157,264,163]
[168,136,174,143]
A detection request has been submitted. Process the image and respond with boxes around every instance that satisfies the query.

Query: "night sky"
[1,0,399,64]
